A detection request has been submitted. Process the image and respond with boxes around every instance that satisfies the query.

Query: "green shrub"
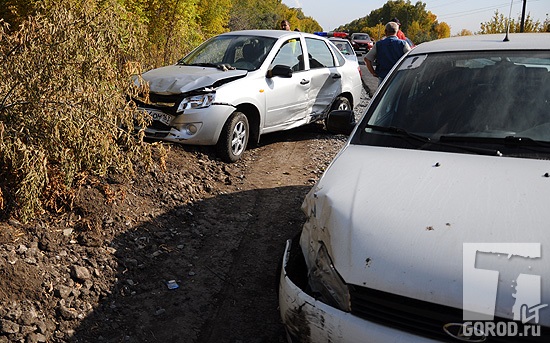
[0,0,154,222]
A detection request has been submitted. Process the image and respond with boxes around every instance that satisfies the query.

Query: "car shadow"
[70,185,310,343]
[149,123,347,160]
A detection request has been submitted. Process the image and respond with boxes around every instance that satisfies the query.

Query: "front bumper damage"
[136,104,235,145]
[278,238,439,343]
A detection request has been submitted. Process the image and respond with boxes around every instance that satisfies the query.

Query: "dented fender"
[279,239,439,343]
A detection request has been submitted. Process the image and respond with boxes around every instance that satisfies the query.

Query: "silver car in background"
[329,37,358,64]
[132,30,362,162]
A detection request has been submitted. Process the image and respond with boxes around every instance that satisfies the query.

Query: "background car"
[280,33,550,342]
[350,32,374,52]
[328,37,358,63]
[132,30,362,162]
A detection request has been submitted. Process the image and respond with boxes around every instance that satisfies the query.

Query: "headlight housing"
[177,93,215,112]
[308,242,351,312]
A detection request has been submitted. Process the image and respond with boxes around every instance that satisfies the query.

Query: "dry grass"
[0,0,158,222]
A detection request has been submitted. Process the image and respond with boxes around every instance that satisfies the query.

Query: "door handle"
[300,79,310,85]
[332,74,342,79]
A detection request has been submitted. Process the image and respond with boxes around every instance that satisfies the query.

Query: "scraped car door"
[304,37,343,119]
[264,38,309,131]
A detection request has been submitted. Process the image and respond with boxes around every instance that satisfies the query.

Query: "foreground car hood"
[139,65,247,94]
[302,145,549,322]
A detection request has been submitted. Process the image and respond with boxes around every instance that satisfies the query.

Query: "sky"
[282,0,549,35]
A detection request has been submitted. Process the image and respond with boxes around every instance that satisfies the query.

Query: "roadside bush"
[0,0,155,222]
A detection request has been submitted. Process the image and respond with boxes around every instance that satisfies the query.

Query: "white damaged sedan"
[279,33,550,342]
[132,30,362,162]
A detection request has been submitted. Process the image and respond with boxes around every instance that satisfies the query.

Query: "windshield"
[354,50,550,158]
[331,40,353,55]
[178,35,277,71]
[353,34,370,41]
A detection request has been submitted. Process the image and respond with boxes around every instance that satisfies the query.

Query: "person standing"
[391,17,407,41]
[364,21,411,84]
[280,20,291,31]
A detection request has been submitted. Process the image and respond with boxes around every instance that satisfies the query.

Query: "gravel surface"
[0,87,371,343]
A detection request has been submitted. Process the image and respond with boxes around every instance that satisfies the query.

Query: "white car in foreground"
[132,30,362,162]
[279,33,550,342]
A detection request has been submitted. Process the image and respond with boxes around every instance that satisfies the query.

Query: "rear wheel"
[216,111,249,163]
[331,96,351,111]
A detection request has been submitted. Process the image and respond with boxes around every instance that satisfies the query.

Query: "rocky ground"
[0,86,371,343]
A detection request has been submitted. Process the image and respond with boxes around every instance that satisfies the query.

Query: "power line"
[436,1,523,19]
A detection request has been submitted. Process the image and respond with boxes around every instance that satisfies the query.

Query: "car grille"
[349,286,548,342]
[133,93,182,115]
[149,121,171,131]
[353,42,370,49]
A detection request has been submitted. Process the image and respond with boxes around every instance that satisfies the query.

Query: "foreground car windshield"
[178,35,277,71]
[356,51,550,157]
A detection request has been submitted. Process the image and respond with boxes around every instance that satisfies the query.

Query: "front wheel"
[216,111,249,163]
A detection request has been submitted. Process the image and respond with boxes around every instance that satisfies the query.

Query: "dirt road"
[0,85,372,343]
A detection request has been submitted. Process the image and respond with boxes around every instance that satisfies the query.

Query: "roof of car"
[411,33,550,55]
[218,29,324,40]
[328,37,349,42]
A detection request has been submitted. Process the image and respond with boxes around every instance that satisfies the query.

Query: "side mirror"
[326,110,356,135]
[267,65,293,78]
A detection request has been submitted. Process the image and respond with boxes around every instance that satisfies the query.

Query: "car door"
[264,37,310,131]
[303,37,343,119]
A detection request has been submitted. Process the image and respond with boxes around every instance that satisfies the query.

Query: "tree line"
[336,0,549,44]
[1,0,549,223]
[0,0,321,68]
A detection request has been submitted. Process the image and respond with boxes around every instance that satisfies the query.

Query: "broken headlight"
[308,242,351,312]
[177,93,215,112]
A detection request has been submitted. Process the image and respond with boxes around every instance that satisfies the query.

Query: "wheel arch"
[235,103,261,145]
[334,92,354,109]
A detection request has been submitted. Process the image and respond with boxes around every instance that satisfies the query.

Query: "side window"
[305,38,336,69]
[328,42,346,66]
[270,39,304,72]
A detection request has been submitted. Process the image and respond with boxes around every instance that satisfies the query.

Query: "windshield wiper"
[503,136,550,148]
[367,125,502,156]
[366,125,432,144]
[185,62,236,71]
[441,134,550,153]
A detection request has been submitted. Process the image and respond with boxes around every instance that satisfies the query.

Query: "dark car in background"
[350,32,374,52]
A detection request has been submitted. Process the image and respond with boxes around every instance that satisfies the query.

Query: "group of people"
[364,18,412,84]
[279,17,411,85]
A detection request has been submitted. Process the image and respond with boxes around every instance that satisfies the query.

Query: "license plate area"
[144,109,174,126]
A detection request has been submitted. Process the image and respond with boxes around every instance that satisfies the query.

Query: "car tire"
[331,96,351,112]
[216,111,249,163]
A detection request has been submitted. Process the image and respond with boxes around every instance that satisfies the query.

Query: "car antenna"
[503,0,514,42]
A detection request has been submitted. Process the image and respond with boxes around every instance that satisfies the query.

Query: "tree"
[456,29,473,36]
[229,0,281,30]
[480,10,546,34]
[198,0,232,36]
[434,22,450,39]
[338,0,450,44]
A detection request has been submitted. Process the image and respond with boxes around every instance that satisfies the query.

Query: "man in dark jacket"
[364,21,411,84]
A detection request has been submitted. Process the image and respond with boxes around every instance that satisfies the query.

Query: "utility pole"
[520,0,527,32]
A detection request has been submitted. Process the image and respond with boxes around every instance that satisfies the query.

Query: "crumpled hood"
[138,65,247,95]
[302,145,550,322]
